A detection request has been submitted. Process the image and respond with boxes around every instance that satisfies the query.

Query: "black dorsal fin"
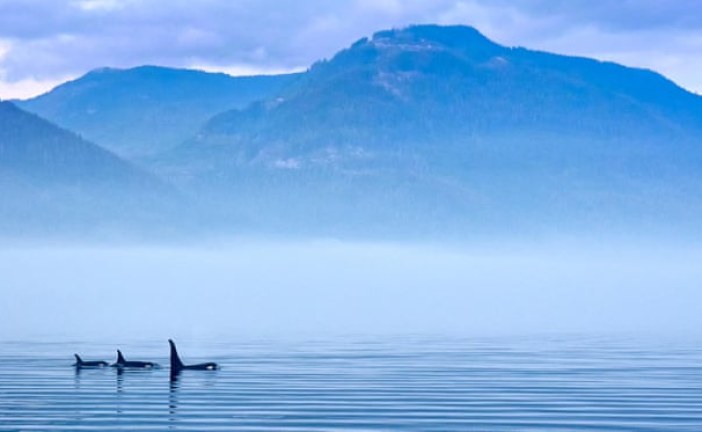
[169,339,184,370]
[117,350,126,363]
[74,354,83,363]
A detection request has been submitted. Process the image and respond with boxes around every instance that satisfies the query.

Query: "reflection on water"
[1,335,702,431]
[169,376,179,430]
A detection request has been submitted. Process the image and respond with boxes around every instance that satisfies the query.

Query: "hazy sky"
[1,0,701,99]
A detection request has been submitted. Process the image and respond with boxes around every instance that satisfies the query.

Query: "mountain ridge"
[5,24,702,239]
[153,24,702,237]
[17,66,301,157]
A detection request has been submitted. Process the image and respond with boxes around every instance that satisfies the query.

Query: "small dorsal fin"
[117,350,126,363]
[74,354,83,363]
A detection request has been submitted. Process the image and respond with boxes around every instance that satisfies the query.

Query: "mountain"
[156,25,702,237]
[17,66,301,158]
[0,101,175,236]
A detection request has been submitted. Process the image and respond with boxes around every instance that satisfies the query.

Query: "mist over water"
[1,240,701,341]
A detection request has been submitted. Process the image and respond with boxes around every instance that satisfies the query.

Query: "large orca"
[169,339,218,374]
[111,350,157,368]
[73,354,108,368]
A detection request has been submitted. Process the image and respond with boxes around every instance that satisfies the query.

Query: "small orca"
[169,339,218,373]
[111,350,157,368]
[73,354,108,368]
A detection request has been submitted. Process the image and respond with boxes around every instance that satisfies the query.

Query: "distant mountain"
[156,25,702,237]
[6,25,702,239]
[0,101,175,236]
[17,66,300,158]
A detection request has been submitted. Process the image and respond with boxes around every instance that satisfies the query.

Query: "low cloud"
[0,0,700,99]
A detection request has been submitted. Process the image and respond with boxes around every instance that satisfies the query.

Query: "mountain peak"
[315,24,505,76]
[371,25,498,50]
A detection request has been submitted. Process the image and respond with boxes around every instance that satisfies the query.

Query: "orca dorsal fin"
[74,354,83,363]
[117,350,126,363]
[169,339,184,370]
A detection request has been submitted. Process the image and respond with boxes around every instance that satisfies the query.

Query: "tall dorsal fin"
[169,339,184,370]
[117,350,126,363]
[74,354,83,363]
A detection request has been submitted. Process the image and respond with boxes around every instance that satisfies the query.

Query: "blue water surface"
[1,335,702,431]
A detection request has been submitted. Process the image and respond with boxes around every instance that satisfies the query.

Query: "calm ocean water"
[1,335,701,431]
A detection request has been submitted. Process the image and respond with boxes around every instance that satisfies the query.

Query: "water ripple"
[1,336,702,431]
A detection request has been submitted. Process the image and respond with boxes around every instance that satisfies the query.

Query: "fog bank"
[1,241,701,341]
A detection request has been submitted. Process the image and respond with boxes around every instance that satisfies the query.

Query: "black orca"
[169,339,218,374]
[73,354,108,368]
[111,350,157,368]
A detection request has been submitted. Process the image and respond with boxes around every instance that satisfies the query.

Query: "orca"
[73,354,108,368]
[169,339,218,374]
[111,350,157,368]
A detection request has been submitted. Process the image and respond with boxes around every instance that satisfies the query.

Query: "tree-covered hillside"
[18,66,301,157]
[153,25,702,237]
[0,101,176,236]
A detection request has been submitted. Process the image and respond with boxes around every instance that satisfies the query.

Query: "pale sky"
[1,0,701,99]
